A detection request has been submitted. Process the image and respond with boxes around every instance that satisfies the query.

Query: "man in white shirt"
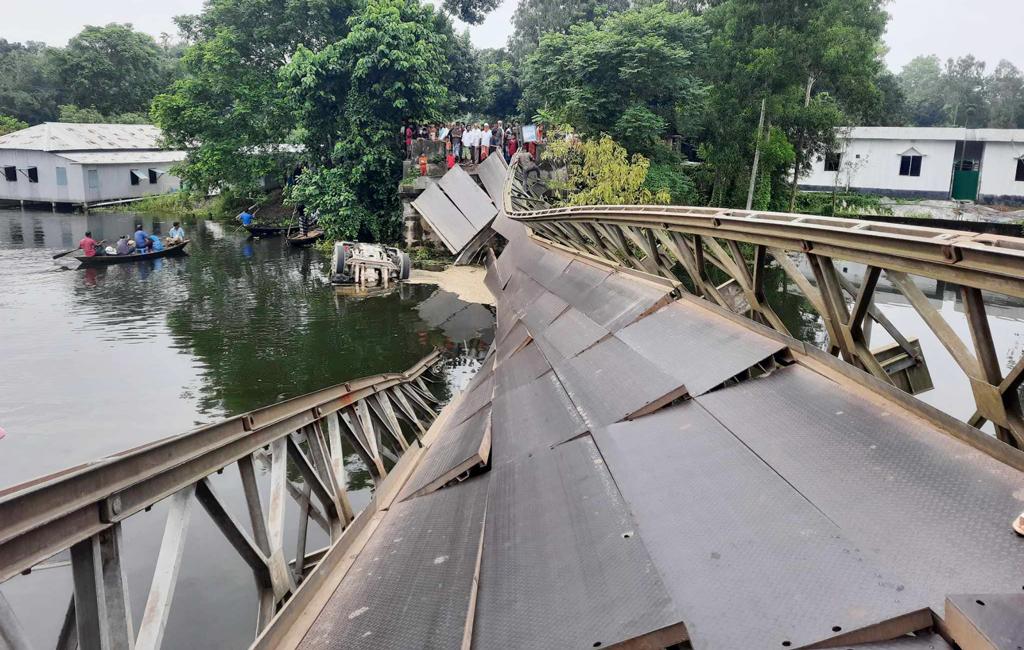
[461,125,474,163]
[480,124,492,161]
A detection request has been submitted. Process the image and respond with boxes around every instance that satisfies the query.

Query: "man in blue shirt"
[168,222,185,242]
[238,211,254,226]
[149,235,165,252]
[134,225,149,253]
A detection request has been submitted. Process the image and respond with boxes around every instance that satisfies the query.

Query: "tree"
[477,48,522,119]
[58,105,150,124]
[0,115,28,136]
[153,0,355,194]
[696,0,888,209]
[283,0,454,240]
[509,0,629,63]
[987,60,1024,129]
[442,0,501,24]
[51,24,167,116]
[522,4,706,154]
[545,135,670,205]
[0,40,60,124]
[943,55,988,126]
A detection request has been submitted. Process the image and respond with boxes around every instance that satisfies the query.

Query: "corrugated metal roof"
[55,151,187,165]
[0,123,165,152]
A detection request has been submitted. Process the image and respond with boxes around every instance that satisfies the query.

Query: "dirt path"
[407,266,494,305]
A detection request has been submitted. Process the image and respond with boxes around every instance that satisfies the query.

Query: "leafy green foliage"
[988,61,1024,129]
[644,160,698,205]
[546,135,670,205]
[523,4,706,154]
[0,40,59,124]
[509,0,628,63]
[51,24,172,116]
[792,191,891,217]
[897,55,1023,128]
[283,0,454,241]
[0,115,28,136]
[477,48,522,119]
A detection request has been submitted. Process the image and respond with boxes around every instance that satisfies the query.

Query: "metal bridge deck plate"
[542,259,613,304]
[298,475,489,650]
[411,183,478,253]
[534,306,610,361]
[528,248,574,288]
[848,633,953,649]
[475,154,507,205]
[490,370,587,465]
[568,271,671,332]
[473,436,683,649]
[397,405,490,501]
[438,164,497,230]
[448,371,493,427]
[494,341,551,395]
[520,290,569,333]
[591,402,930,650]
[552,335,687,428]
[696,364,1024,613]
[615,301,786,396]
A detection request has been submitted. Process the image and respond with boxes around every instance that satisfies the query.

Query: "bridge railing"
[0,351,442,650]
[504,157,1024,453]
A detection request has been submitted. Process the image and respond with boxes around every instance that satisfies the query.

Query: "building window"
[26,167,38,183]
[130,170,141,186]
[56,167,67,186]
[824,152,842,172]
[899,155,922,177]
[1016,159,1024,182]
[3,166,15,182]
[87,169,99,189]
[148,169,158,184]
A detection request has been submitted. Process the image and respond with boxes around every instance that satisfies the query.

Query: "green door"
[951,169,980,201]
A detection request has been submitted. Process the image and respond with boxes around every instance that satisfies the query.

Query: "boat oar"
[52,248,80,259]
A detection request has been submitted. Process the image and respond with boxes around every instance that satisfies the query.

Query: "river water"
[0,209,494,648]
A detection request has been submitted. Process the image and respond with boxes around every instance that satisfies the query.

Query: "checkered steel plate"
[568,271,671,332]
[534,306,609,360]
[298,475,489,650]
[411,183,477,253]
[520,290,569,334]
[397,406,490,501]
[542,259,612,304]
[848,632,953,649]
[494,341,551,395]
[529,248,574,288]
[490,370,586,466]
[552,335,686,428]
[591,403,929,650]
[475,153,508,205]
[438,164,497,230]
[448,371,493,426]
[615,301,785,397]
[696,364,1024,613]
[473,436,683,649]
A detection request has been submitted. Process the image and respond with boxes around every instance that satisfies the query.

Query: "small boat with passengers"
[73,240,190,267]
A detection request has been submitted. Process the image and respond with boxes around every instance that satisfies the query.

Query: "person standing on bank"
[461,124,473,163]
[480,123,492,161]
[450,122,464,160]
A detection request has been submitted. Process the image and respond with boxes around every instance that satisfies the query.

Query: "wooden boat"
[287,229,324,247]
[244,224,290,237]
[74,241,190,267]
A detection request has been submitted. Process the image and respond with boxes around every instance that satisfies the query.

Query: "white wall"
[801,138,956,198]
[979,141,1024,202]
[0,151,83,203]
[0,149,181,204]
[79,163,181,205]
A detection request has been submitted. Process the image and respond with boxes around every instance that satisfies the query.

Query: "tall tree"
[0,40,59,124]
[153,0,356,194]
[52,24,167,116]
[508,0,629,63]
[283,0,453,240]
[943,54,988,126]
[522,4,706,154]
[0,115,28,136]
[897,55,948,126]
[477,48,522,119]
[698,0,888,209]
[987,60,1024,129]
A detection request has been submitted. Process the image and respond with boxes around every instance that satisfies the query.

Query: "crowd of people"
[76,222,186,258]
[403,121,546,167]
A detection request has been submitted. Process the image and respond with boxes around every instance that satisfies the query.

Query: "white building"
[800,127,1024,205]
[0,123,186,209]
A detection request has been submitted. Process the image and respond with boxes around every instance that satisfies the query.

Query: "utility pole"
[745,97,767,211]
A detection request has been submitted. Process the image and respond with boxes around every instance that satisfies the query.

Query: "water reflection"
[0,208,495,649]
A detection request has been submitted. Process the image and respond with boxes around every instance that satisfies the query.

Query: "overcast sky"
[3,0,1021,73]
